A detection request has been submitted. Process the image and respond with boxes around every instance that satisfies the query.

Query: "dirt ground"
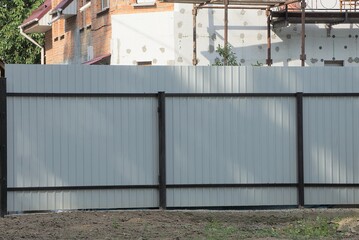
[0,209,359,239]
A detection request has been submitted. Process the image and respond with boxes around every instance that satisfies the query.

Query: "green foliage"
[282,216,340,239]
[204,220,237,240]
[252,60,263,66]
[112,220,119,229]
[202,216,343,240]
[212,44,239,66]
[0,0,44,64]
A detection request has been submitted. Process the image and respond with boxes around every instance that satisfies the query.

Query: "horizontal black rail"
[167,183,297,188]
[6,93,158,98]
[6,92,359,98]
[8,183,359,192]
[8,185,159,192]
[169,183,359,188]
[166,93,296,97]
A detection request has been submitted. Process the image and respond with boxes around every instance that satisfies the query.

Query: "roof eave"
[19,18,39,29]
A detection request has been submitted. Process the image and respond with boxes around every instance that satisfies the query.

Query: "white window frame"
[133,0,156,7]
[101,0,109,10]
[137,0,155,3]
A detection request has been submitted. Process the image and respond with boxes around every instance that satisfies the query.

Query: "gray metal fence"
[1,65,359,215]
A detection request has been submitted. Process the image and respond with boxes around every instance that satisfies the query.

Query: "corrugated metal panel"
[5,65,359,210]
[166,97,297,206]
[167,97,297,184]
[6,65,359,93]
[303,97,359,184]
[305,188,359,205]
[8,190,158,212]
[7,97,158,211]
[303,97,359,205]
[167,188,297,207]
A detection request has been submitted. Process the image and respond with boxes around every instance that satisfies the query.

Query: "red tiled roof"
[50,0,75,14]
[83,54,112,65]
[21,0,52,27]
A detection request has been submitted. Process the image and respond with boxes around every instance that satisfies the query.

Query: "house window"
[137,0,155,3]
[137,61,152,66]
[324,60,344,66]
[101,0,109,10]
[134,0,156,6]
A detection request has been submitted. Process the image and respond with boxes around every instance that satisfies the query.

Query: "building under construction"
[21,0,359,66]
[110,0,359,66]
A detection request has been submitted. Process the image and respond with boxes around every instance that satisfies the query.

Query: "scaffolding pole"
[301,0,306,66]
[224,0,229,65]
[193,4,198,65]
[267,9,273,66]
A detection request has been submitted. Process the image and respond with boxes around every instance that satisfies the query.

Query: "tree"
[0,0,44,64]
[212,44,239,66]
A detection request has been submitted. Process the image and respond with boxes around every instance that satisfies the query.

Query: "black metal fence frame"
[1,76,359,216]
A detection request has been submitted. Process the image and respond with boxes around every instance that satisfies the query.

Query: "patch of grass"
[204,221,279,239]
[112,220,119,229]
[237,227,279,239]
[281,216,340,239]
[204,220,237,240]
[201,215,349,240]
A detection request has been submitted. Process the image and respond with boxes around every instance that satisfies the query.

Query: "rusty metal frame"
[165,0,359,67]
[173,0,302,66]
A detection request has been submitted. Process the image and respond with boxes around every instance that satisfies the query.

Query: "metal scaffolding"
[163,0,303,66]
[162,0,359,66]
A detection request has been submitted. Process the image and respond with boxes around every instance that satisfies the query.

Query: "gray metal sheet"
[8,97,158,188]
[6,65,359,94]
[8,189,158,212]
[166,97,297,185]
[303,97,359,184]
[167,188,297,207]
[305,188,359,205]
[5,65,359,211]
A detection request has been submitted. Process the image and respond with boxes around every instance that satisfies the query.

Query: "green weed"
[204,220,237,240]
[112,220,119,229]
[282,216,340,239]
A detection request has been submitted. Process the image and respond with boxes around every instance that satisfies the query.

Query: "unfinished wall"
[45,0,174,64]
[109,0,359,66]
[111,12,176,65]
[42,0,359,66]
[173,0,359,66]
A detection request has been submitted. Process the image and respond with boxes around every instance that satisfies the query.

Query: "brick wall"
[45,0,174,64]
[45,0,75,64]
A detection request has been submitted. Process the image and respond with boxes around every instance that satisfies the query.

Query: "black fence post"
[158,91,166,209]
[0,77,6,217]
[296,92,304,207]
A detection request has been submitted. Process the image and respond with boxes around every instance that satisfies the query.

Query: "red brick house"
[20,0,173,65]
